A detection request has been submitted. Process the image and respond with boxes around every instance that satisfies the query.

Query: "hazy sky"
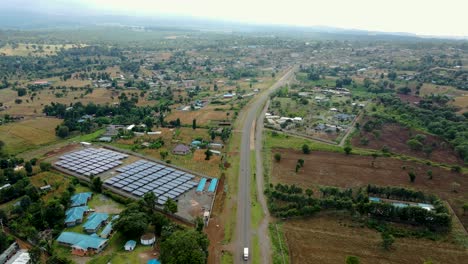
[11,0,468,36]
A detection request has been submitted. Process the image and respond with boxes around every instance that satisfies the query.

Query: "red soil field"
[271,149,468,230]
[351,120,462,165]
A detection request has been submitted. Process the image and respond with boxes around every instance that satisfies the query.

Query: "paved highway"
[235,67,296,263]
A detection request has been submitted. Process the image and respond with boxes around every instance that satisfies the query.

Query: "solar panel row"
[104,160,198,204]
[55,148,128,177]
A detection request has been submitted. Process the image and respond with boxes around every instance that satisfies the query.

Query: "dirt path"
[338,111,363,147]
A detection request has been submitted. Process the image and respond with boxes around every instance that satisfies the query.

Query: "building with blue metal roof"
[147,259,161,264]
[196,178,207,192]
[208,179,218,193]
[70,192,92,207]
[83,213,109,233]
[57,232,108,256]
[100,214,119,238]
[65,206,89,227]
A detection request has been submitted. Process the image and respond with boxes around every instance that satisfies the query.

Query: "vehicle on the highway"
[243,247,249,261]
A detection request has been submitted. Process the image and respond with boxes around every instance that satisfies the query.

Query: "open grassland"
[453,95,468,113]
[142,148,221,177]
[0,43,83,56]
[419,83,468,113]
[0,87,155,116]
[265,131,341,152]
[114,127,222,177]
[284,214,467,264]
[269,223,289,264]
[0,117,62,154]
[166,105,234,126]
[57,229,156,264]
[419,83,465,97]
[30,171,71,201]
[351,118,463,165]
[270,149,468,231]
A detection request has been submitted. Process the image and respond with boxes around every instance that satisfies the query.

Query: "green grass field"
[0,118,63,154]
[269,223,290,264]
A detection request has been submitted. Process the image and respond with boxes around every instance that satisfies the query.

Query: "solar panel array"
[104,160,197,204]
[55,148,128,177]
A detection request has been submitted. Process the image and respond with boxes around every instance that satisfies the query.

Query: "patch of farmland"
[0,117,62,154]
[351,119,463,165]
[270,149,468,230]
[284,215,467,264]
[453,95,468,113]
[166,106,233,126]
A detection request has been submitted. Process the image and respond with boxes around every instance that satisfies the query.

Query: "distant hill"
[0,7,465,41]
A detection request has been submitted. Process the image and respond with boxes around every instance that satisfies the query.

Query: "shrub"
[346,256,360,264]
[408,171,416,183]
[407,139,422,151]
[274,153,281,162]
[381,232,395,250]
[344,146,352,155]
[302,144,311,154]
[39,162,51,172]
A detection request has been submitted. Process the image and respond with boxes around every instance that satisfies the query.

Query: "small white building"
[140,234,156,246]
[209,150,221,156]
[124,240,136,251]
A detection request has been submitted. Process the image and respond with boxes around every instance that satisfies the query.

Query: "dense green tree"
[17,88,27,97]
[24,161,33,176]
[160,230,209,264]
[345,256,360,264]
[40,162,51,172]
[302,144,311,154]
[194,216,204,232]
[44,200,65,228]
[29,246,42,264]
[152,212,170,236]
[344,146,352,155]
[427,170,433,180]
[56,125,70,138]
[274,153,281,162]
[143,117,154,130]
[160,150,169,160]
[164,198,178,214]
[204,149,212,160]
[114,203,149,239]
[0,232,12,252]
[463,203,468,215]
[142,192,158,213]
[91,177,103,193]
[381,232,395,250]
[408,171,416,183]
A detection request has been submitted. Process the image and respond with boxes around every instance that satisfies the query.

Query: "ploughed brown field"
[284,214,468,264]
[271,149,468,230]
[272,149,468,263]
[351,121,462,165]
